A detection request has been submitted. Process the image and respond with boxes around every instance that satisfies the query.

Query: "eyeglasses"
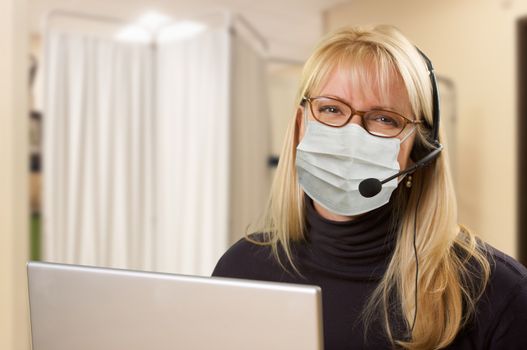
[302,96,422,138]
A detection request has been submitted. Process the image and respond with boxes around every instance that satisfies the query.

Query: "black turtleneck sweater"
[212,198,527,349]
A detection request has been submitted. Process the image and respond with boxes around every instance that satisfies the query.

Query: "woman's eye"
[372,114,400,127]
[319,106,342,114]
[376,116,394,124]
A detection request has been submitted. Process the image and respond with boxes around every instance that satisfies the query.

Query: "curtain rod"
[44,9,268,51]
[46,9,127,27]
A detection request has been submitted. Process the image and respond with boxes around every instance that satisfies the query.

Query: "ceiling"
[29,0,351,61]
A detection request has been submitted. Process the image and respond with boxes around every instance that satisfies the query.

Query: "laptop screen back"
[27,262,323,350]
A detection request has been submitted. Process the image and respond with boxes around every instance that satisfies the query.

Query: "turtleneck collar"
[300,195,397,281]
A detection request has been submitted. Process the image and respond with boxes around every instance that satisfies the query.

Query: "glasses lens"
[310,98,352,127]
[363,110,406,137]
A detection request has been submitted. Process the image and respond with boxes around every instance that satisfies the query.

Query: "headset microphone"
[358,142,443,198]
[358,49,443,198]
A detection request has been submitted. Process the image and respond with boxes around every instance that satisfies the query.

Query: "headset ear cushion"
[422,117,433,132]
[410,123,435,162]
[410,139,428,163]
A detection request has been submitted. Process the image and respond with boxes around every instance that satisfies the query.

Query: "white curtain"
[42,22,270,276]
[154,28,231,275]
[42,32,156,270]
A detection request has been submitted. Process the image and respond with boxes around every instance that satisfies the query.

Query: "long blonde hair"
[252,25,490,349]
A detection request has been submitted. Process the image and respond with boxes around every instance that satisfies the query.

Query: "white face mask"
[296,119,414,216]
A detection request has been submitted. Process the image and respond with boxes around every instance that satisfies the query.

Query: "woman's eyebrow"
[322,94,357,106]
[370,105,398,111]
[320,94,404,113]
[321,93,348,101]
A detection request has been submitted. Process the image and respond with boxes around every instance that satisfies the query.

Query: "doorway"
[517,18,527,267]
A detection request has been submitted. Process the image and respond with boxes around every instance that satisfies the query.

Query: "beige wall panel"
[0,0,30,348]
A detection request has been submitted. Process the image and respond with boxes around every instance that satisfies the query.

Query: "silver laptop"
[27,261,323,350]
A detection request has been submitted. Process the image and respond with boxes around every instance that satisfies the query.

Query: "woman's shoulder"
[211,233,282,280]
[449,244,527,348]
[474,245,527,347]
[485,244,527,292]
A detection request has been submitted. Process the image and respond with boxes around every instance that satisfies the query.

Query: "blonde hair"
[251,25,490,349]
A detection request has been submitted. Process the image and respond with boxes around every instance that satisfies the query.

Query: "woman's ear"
[295,107,305,143]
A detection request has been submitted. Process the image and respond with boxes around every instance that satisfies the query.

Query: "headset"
[358,48,444,335]
[358,49,443,198]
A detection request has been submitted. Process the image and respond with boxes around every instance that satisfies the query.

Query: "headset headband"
[415,47,440,143]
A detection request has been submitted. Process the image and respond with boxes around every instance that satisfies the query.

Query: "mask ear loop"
[397,126,417,184]
[400,125,417,144]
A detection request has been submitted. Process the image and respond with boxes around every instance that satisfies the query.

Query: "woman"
[212,25,527,349]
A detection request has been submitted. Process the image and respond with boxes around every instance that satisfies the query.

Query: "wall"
[0,0,31,348]
[324,0,527,257]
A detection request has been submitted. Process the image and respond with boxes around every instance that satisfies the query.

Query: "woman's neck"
[312,200,358,222]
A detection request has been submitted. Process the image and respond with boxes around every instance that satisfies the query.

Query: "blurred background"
[2,0,527,348]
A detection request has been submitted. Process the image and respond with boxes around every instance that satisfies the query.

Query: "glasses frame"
[302,95,422,138]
